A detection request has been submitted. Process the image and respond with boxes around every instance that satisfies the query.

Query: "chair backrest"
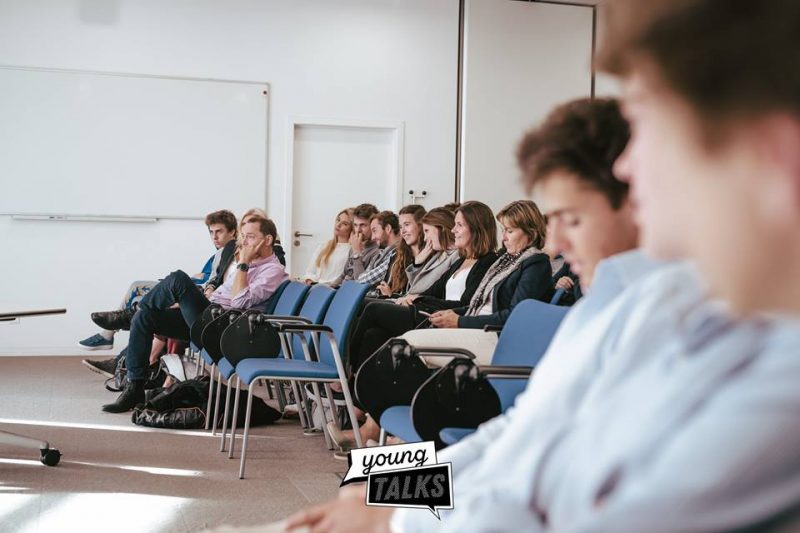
[272,281,310,316]
[316,281,369,366]
[288,284,336,360]
[490,298,570,410]
[259,279,291,314]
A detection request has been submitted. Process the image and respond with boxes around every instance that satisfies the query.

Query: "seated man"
[333,203,380,286]
[357,211,401,289]
[101,215,288,413]
[286,1,800,530]
[79,209,238,357]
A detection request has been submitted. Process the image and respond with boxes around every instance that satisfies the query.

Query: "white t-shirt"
[445,263,474,301]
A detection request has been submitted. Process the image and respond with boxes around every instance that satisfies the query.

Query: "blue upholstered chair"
[233,281,368,479]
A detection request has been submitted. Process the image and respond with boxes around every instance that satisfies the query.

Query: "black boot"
[102,380,145,413]
[91,306,136,331]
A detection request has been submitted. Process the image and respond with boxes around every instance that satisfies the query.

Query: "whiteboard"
[0,66,269,219]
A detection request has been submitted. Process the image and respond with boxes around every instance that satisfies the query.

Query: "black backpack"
[105,347,167,392]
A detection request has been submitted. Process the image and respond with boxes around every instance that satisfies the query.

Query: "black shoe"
[81,357,118,378]
[102,380,145,413]
[91,308,136,331]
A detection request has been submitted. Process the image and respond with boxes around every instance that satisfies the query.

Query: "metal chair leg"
[204,363,216,430]
[228,375,241,459]
[290,380,308,429]
[211,366,223,436]
[323,383,347,447]
[219,376,233,452]
[238,381,258,479]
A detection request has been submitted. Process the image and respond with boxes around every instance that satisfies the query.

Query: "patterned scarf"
[465,246,540,317]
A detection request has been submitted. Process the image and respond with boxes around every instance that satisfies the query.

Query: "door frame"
[282,116,405,273]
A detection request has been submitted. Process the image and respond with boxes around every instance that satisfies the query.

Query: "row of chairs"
[187,279,568,478]
[355,298,569,449]
[189,280,368,478]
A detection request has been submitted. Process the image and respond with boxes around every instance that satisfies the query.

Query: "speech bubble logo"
[341,441,437,486]
[366,463,453,518]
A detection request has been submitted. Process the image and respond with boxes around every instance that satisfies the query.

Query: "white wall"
[0,0,597,354]
[459,0,594,213]
[0,0,460,353]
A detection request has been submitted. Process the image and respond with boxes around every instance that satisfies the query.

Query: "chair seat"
[380,406,421,443]
[218,357,235,380]
[439,427,476,445]
[236,358,339,385]
[200,349,214,365]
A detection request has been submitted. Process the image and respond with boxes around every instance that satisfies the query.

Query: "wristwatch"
[237,263,250,272]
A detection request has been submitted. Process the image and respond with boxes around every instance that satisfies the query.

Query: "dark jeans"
[347,300,417,375]
[126,270,211,380]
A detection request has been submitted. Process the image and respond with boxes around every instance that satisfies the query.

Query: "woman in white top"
[301,209,353,285]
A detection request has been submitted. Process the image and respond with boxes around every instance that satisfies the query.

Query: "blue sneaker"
[78,334,113,351]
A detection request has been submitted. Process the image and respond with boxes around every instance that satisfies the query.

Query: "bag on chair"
[354,337,433,423]
[411,358,501,449]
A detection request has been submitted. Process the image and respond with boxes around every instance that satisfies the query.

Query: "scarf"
[465,246,541,317]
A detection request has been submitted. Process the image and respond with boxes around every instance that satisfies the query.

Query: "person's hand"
[395,294,419,307]
[429,309,459,328]
[204,286,215,298]
[415,239,434,265]
[284,484,393,533]
[239,239,264,265]
[376,281,393,297]
[303,278,315,285]
[555,276,575,290]
[350,232,366,254]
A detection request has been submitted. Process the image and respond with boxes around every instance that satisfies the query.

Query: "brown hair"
[441,202,461,215]
[242,215,278,244]
[353,203,379,221]
[517,98,630,209]
[421,207,456,251]
[205,210,237,234]
[496,200,547,250]
[390,205,427,293]
[456,201,497,259]
[596,0,800,140]
[316,209,353,269]
[371,211,400,234]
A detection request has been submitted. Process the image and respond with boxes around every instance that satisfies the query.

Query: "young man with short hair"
[357,210,401,289]
[102,216,288,413]
[335,203,380,286]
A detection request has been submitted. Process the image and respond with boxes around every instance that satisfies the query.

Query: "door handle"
[294,231,313,238]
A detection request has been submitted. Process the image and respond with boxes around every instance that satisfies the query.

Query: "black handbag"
[105,348,167,392]
[354,338,433,422]
[219,310,283,366]
[411,358,501,449]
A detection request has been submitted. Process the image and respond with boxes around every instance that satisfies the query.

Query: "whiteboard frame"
[282,116,406,273]
[0,64,271,220]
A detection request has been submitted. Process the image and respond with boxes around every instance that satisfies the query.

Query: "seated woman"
[373,204,426,297]
[301,208,353,285]
[400,207,461,296]
[346,201,499,378]
[405,199,553,363]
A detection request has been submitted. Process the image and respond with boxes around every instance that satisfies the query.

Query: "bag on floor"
[105,347,166,393]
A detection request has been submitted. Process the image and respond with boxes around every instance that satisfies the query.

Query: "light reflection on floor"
[17,492,190,533]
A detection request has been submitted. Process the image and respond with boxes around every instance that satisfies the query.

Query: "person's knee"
[164,270,192,290]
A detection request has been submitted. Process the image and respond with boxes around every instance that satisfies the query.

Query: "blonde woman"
[302,209,353,285]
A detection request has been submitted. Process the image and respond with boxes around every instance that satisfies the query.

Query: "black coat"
[417,252,498,309]
[454,252,553,328]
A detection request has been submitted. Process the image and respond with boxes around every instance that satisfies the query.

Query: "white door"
[288,122,403,278]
